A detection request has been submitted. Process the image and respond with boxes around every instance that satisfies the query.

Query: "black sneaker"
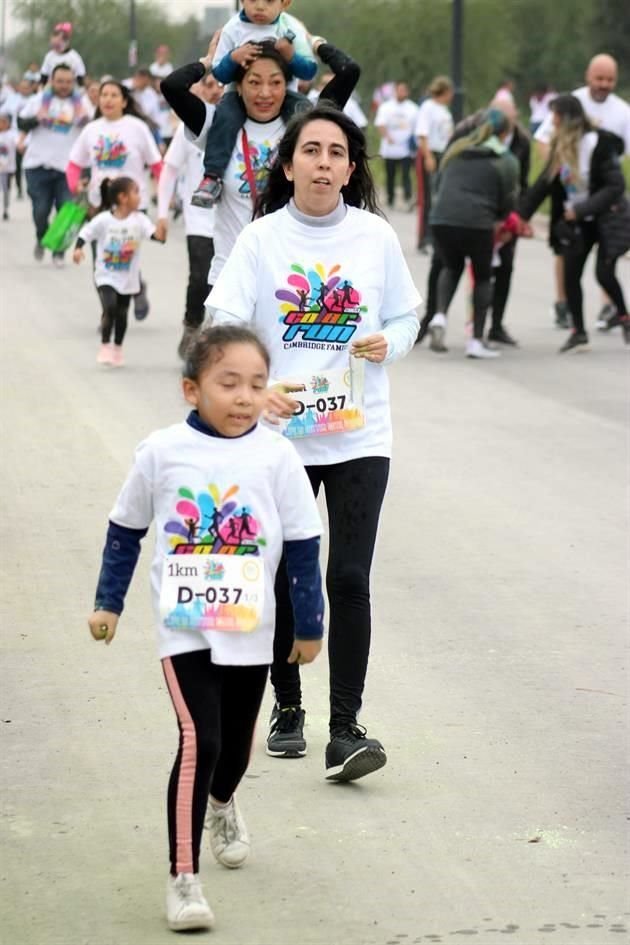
[415,313,431,345]
[558,330,589,354]
[134,279,150,320]
[621,318,630,345]
[554,301,571,330]
[325,724,387,782]
[34,242,44,261]
[191,176,223,209]
[601,311,623,331]
[487,326,518,346]
[266,705,306,758]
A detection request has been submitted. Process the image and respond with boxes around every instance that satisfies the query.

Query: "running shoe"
[96,343,114,364]
[553,301,571,330]
[266,705,307,757]
[205,795,250,869]
[487,326,518,346]
[466,338,499,359]
[166,873,214,931]
[110,345,124,367]
[52,252,65,268]
[558,330,589,353]
[33,242,44,261]
[191,175,223,209]
[325,724,387,782]
[428,313,448,353]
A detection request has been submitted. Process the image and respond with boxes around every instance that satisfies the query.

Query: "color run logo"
[275,263,366,347]
[164,482,266,557]
[94,134,127,169]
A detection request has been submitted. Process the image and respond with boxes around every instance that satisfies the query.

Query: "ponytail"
[99,176,135,211]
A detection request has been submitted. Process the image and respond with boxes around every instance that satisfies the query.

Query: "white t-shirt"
[40,48,86,80]
[78,210,156,294]
[189,105,285,284]
[109,421,322,664]
[208,206,421,466]
[150,61,173,79]
[69,115,161,209]
[163,123,214,238]
[0,129,18,173]
[529,92,555,126]
[131,85,162,128]
[309,90,367,128]
[155,91,175,141]
[414,99,453,153]
[20,91,83,171]
[535,87,630,154]
[375,99,419,159]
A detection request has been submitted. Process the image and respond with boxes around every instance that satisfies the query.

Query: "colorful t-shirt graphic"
[38,94,82,134]
[275,261,367,347]
[162,482,266,632]
[93,134,128,169]
[103,235,139,271]
[235,137,275,196]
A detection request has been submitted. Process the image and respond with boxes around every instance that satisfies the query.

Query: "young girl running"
[88,325,324,931]
[73,177,162,366]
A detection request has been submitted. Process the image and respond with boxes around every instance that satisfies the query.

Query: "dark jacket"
[509,124,531,196]
[520,130,627,256]
[430,141,519,230]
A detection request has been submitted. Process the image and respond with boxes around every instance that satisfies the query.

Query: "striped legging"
[162,650,268,876]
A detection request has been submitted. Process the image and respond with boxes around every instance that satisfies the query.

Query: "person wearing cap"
[40,23,86,87]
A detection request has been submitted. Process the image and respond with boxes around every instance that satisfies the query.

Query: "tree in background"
[8,0,201,79]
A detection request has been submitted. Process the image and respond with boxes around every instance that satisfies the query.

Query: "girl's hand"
[288,638,322,665]
[351,333,388,363]
[72,248,84,264]
[264,383,305,424]
[88,610,119,645]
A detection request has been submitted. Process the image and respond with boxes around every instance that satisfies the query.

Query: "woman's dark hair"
[183,325,271,381]
[256,104,382,217]
[94,79,143,120]
[99,176,136,211]
[549,93,591,130]
[232,39,292,85]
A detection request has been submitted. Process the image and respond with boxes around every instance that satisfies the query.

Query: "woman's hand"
[231,43,262,68]
[200,30,222,71]
[274,38,295,63]
[424,152,436,173]
[154,218,168,243]
[564,206,577,222]
[88,610,119,645]
[264,383,305,424]
[72,248,84,264]
[288,638,322,665]
[351,333,388,363]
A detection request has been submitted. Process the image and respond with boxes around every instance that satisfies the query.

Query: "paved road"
[1,195,628,945]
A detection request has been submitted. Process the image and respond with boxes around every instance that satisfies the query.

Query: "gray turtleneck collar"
[287,196,347,227]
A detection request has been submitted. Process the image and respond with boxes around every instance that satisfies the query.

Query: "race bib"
[282,357,365,439]
[160,554,263,632]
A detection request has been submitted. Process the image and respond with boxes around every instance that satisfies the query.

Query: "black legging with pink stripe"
[162,651,268,876]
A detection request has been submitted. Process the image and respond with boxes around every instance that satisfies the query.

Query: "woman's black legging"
[162,651,268,876]
[97,285,131,345]
[432,224,495,339]
[564,220,628,332]
[271,456,390,735]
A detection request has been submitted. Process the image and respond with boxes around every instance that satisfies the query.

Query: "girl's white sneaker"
[206,795,250,869]
[466,338,500,359]
[166,873,214,931]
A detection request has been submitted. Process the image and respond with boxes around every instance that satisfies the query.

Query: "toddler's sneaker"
[191,175,223,209]
[205,795,249,869]
[52,252,65,269]
[96,343,114,365]
[110,344,124,367]
[428,312,448,353]
[134,279,150,320]
[166,873,214,931]
[33,242,44,261]
[325,724,387,782]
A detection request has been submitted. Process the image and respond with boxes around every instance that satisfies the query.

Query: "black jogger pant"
[385,157,412,205]
[97,285,131,345]
[432,224,495,340]
[563,220,628,333]
[185,235,214,327]
[162,651,268,876]
[270,456,390,734]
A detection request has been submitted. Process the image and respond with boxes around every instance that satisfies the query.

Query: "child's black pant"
[162,651,268,876]
[97,286,131,345]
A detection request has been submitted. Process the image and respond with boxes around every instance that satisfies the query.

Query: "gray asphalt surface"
[1,193,629,945]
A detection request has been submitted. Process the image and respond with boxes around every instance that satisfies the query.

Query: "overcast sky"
[3,0,234,40]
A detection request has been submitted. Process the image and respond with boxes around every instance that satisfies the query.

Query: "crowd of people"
[1,1,630,935]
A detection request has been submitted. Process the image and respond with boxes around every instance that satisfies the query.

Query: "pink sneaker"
[96,343,114,364]
[110,345,124,367]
